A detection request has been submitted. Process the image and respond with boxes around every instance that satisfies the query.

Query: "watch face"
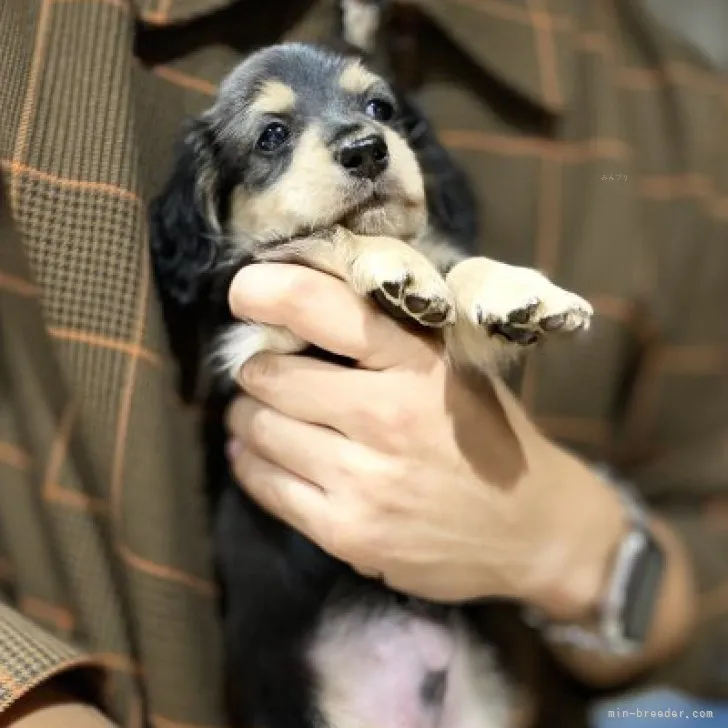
[623,534,666,644]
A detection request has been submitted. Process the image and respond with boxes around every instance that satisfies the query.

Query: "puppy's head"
[214,44,426,243]
[150,43,427,308]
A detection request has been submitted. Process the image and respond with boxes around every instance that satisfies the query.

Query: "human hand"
[225,263,625,618]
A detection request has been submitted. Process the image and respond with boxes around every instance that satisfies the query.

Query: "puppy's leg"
[260,225,455,327]
[444,258,592,374]
[410,235,593,374]
[214,226,455,380]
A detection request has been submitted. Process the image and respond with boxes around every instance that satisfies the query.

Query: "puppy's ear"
[149,116,223,402]
[149,116,222,308]
[396,94,480,255]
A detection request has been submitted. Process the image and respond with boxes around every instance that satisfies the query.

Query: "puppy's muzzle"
[336,134,389,180]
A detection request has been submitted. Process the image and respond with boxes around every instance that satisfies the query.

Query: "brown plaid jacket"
[1,0,727,726]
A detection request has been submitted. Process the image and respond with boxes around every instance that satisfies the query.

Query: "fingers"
[238,353,386,439]
[227,442,332,546]
[226,395,373,492]
[228,263,427,369]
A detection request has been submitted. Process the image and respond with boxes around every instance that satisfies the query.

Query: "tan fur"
[444,258,592,373]
[229,125,426,244]
[411,233,466,272]
[220,63,592,384]
[200,48,596,728]
[338,61,380,95]
[262,226,454,321]
[230,126,344,241]
[249,80,297,116]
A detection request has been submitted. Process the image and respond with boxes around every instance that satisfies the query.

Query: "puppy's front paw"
[348,236,455,327]
[447,258,592,344]
[444,258,593,373]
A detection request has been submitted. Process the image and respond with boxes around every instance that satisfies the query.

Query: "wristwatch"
[523,468,666,656]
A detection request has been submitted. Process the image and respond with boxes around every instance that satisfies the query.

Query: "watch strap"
[524,470,665,655]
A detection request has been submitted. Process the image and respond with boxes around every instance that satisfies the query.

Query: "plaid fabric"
[0,0,726,726]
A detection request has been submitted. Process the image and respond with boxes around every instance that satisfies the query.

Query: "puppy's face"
[199,44,427,245]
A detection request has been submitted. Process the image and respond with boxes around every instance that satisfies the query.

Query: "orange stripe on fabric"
[10,0,53,206]
[440,132,631,162]
[54,0,129,9]
[152,66,217,96]
[445,0,571,31]
[39,400,107,512]
[519,0,563,410]
[0,442,31,470]
[0,271,41,297]
[660,346,728,375]
[527,0,562,110]
[620,62,726,96]
[108,219,217,597]
[142,0,174,25]
[45,487,108,513]
[92,653,143,676]
[111,225,153,571]
[19,596,75,632]
[0,665,22,699]
[117,543,217,597]
[41,400,76,500]
[1,159,142,203]
[151,714,221,728]
[48,327,164,367]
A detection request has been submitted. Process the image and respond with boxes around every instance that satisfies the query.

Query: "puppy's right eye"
[256,122,289,152]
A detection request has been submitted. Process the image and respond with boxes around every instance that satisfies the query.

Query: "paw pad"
[476,297,592,346]
[375,274,454,328]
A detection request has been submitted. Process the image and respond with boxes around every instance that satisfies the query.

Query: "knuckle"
[360,399,409,433]
[242,352,277,389]
[326,513,359,560]
[227,269,251,318]
[281,268,320,308]
[335,446,374,483]
[335,448,396,492]
[376,401,403,430]
[246,405,276,447]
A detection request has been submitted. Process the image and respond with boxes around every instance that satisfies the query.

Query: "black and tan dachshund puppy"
[150,42,592,728]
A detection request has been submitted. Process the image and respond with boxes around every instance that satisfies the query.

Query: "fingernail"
[226,438,242,461]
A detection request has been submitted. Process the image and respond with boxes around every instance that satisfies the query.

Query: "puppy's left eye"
[256,122,290,152]
[365,99,394,122]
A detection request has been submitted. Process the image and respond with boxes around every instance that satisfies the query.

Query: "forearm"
[549,514,697,688]
[525,446,698,689]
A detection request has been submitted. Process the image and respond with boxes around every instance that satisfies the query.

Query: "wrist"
[523,446,627,622]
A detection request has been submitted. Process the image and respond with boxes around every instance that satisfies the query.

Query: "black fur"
[149,45,494,728]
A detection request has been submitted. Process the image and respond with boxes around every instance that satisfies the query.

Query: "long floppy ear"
[396,93,480,254]
[149,117,221,307]
[149,117,222,402]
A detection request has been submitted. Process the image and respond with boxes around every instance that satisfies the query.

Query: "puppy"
[150,42,593,728]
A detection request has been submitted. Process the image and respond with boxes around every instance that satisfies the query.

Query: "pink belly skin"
[308,606,516,728]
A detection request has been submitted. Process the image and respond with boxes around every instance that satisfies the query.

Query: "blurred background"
[643,0,728,70]
[590,7,728,726]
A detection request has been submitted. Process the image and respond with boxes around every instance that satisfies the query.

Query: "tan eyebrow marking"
[338,61,380,95]
[250,80,297,115]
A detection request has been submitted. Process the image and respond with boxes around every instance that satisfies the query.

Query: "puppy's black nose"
[337,135,389,179]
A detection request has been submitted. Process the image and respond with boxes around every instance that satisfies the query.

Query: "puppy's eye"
[256,122,289,152]
[365,99,394,122]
